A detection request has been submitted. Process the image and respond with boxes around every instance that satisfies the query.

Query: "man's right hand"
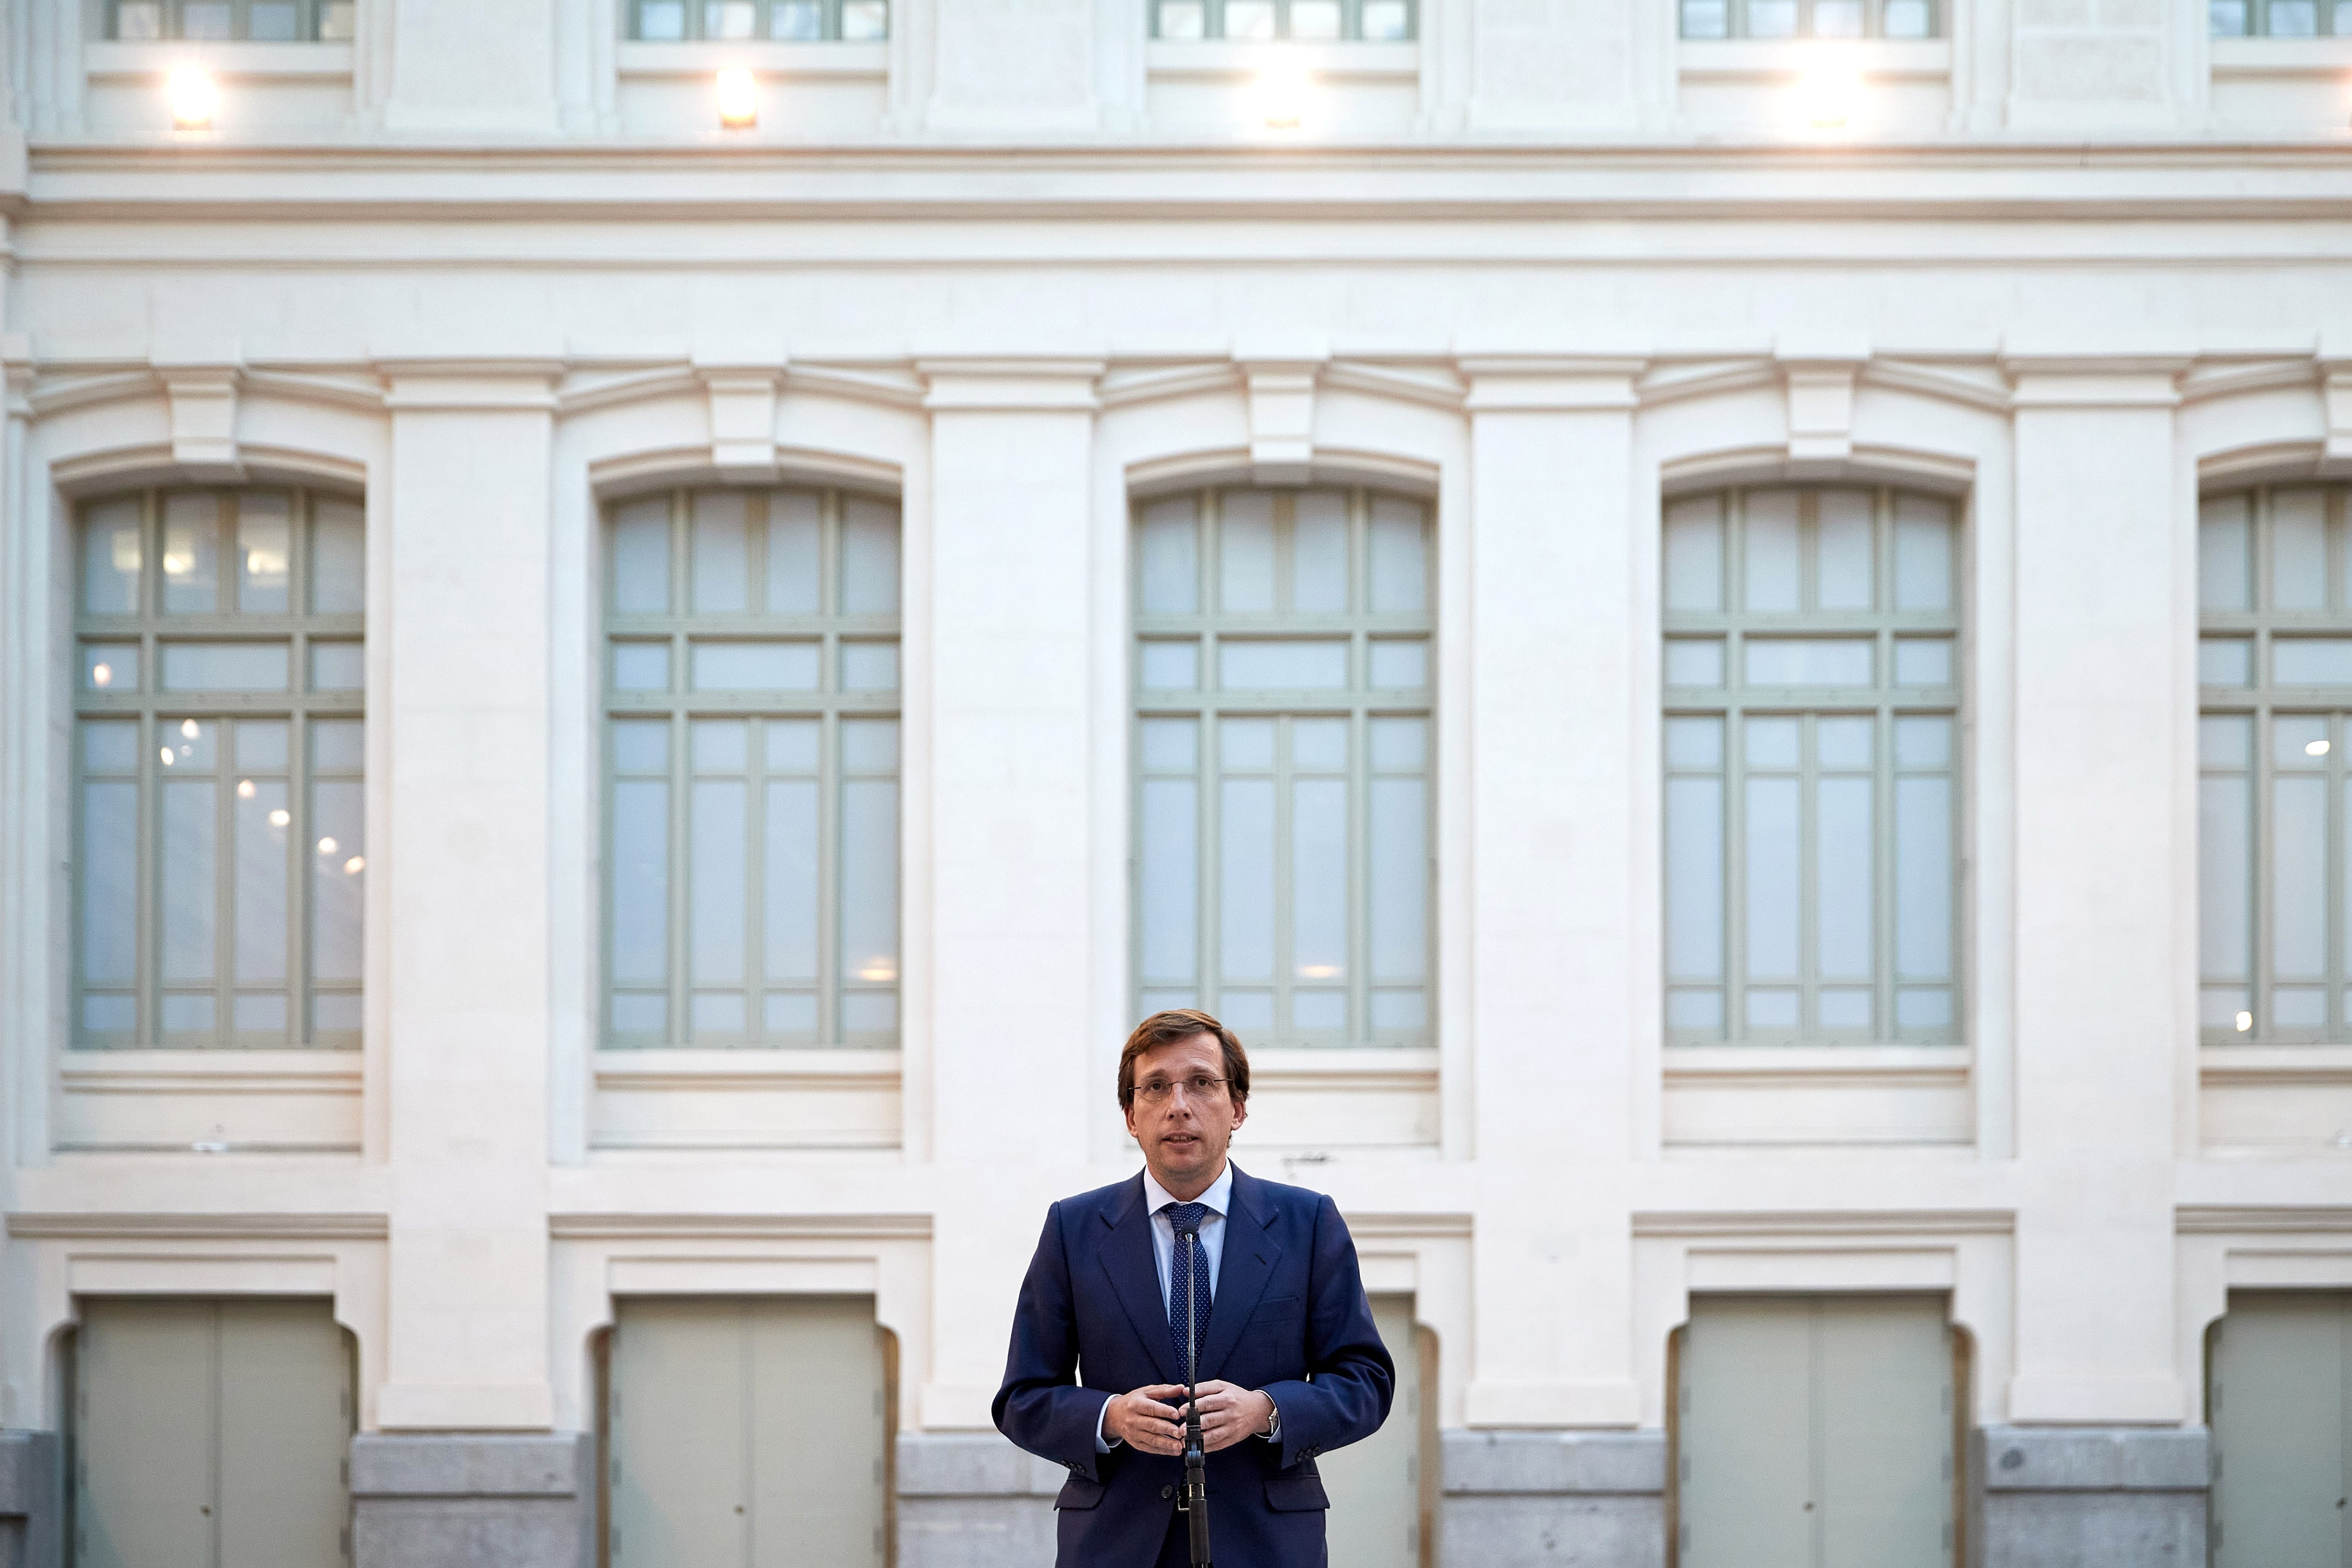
[1102,1384,1189,1455]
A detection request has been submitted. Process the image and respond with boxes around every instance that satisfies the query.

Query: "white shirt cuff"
[1258,1398,1281,1441]
[1096,1394,1120,1453]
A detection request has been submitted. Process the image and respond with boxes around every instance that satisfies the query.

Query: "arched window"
[603,487,901,1048]
[1131,486,1433,1047]
[74,487,366,1048]
[1662,487,1961,1045]
[2199,485,2352,1043]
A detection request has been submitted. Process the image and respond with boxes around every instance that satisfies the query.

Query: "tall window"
[1662,488,1961,1045]
[604,488,901,1049]
[108,0,355,40]
[75,489,366,1049]
[2210,0,2352,35]
[1680,0,1937,38]
[2199,486,2352,1045]
[1132,488,1433,1048]
[1152,0,1415,41]
[629,0,887,40]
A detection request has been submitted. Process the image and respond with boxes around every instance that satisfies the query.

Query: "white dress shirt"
[1096,1162,1277,1451]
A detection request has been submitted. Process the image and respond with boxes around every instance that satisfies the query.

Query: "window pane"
[2198,495,2252,611]
[162,643,289,692]
[764,491,822,614]
[1895,715,1950,768]
[840,0,888,39]
[1368,639,1428,689]
[1819,989,1870,1028]
[310,641,364,692]
[2200,759,2254,979]
[1292,717,1347,771]
[1220,778,1277,982]
[1292,492,1349,612]
[1292,778,1348,983]
[1893,496,1953,610]
[1139,779,1200,982]
[310,767,365,987]
[1816,776,1873,980]
[1222,717,1275,770]
[162,495,222,613]
[1744,638,1872,686]
[613,643,670,692]
[1895,776,1953,982]
[1883,0,1931,35]
[691,641,820,691]
[841,641,900,692]
[85,500,143,614]
[613,499,671,613]
[1744,776,1801,979]
[84,643,138,693]
[232,749,289,986]
[2200,636,2252,686]
[1159,0,1207,37]
[1666,638,1726,687]
[762,774,819,984]
[248,1,300,40]
[1220,492,1277,612]
[1140,497,1201,614]
[1225,0,1276,37]
[692,492,751,614]
[1667,715,1724,770]
[1683,0,1730,36]
[1141,640,1199,690]
[615,719,669,774]
[2210,0,2249,32]
[771,0,822,36]
[2271,0,2319,32]
[841,776,900,992]
[1893,637,1954,687]
[638,0,688,38]
[1220,640,1349,689]
[842,498,901,614]
[1746,715,1800,769]
[1817,715,1873,770]
[1748,0,1798,32]
[1292,0,1343,37]
[1361,0,1412,33]
[611,779,670,986]
[1367,497,1427,613]
[2273,774,2327,977]
[182,1,231,38]
[2276,714,2329,767]
[2276,639,2352,685]
[1665,497,1725,610]
[1142,716,1199,770]
[80,771,140,987]
[161,775,217,983]
[319,0,355,39]
[113,1,163,39]
[2272,491,2328,610]
[1814,0,1863,34]
[1743,492,1802,610]
[707,0,758,36]
[1369,778,1427,982]
[690,779,747,985]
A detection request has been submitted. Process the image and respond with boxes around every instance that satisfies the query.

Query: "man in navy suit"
[994,1008,1395,1568]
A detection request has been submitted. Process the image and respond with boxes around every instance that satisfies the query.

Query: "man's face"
[1124,1031,1246,1197]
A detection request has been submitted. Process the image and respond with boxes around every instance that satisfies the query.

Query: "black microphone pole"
[1176,1222,1212,1567]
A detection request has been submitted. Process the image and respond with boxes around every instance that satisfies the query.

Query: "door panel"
[1815,1297,1951,1568]
[217,1299,355,1568]
[2212,1292,2352,1568]
[747,1296,886,1568]
[76,1299,216,1568]
[1320,1294,1422,1568]
[611,1299,752,1567]
[1681,1297,1816,1568]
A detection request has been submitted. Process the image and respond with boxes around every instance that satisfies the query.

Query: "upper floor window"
[2199,487,2352,1045]
[629,0,888,40]
[2210,0,2352,33]
[1132,488,1434,1048]
[108,0,355,41]
[1153,0,1416,41]
[604,489,901,1049]
[1663,488,1962,1045]
[75,489,366,1049]
[1680,0,1938,38]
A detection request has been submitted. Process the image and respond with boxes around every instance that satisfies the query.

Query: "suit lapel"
[1197,1164,1282,1385]
[1099,1174,1181,1385]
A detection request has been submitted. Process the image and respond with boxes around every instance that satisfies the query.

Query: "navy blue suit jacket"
[993,1164,1395,1568]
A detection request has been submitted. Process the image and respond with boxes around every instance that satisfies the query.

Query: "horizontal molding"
[1634,1207,2012,1237]
[83,40,353,80]
[58,1049,362,1096]
[1341,1211,1472,1239]
[550,1211,931,1240]
[1662,1045,1971,1085]
[6,1209,386,1240]
[1677,38,1952,80]
[614,40,887,79]
[1250,1046,1438,1090]
[2200,1045,2352,1086]
[2177,1204,2352,1234]
[592,1047,902,1092]
[1146,40,1422,80]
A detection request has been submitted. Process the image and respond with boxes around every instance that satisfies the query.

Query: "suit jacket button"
[1161,1486,1173,1499]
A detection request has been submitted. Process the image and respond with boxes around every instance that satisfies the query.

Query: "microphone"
[1171,1219,1213,1567]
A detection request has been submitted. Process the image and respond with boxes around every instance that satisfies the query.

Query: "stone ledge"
[897,1431,1068,1497]
[1442,1430,1667,1495]
[350,1433,592,1498]
[1976,1426,2210,1492]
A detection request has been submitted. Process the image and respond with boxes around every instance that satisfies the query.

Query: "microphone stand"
[1175,1222,1213,1567]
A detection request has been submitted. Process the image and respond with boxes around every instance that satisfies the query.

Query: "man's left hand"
[1179,1381,1276,1453]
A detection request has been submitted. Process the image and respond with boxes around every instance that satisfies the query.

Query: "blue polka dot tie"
[1162,1202,1213,1378]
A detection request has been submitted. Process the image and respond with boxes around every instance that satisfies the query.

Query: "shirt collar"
[1142,1160,1232,1221]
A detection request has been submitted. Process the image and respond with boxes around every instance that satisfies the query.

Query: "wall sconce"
[716,67,758,129]
[1255,55,1311,131]
[167,63,217,131]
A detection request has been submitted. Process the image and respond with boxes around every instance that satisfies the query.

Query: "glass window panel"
[1746,716,1800,769]
[766,718,819,771]
[1369,777,1427,982]
[1744,776,1801,978]
[1292,778,1348,982]
[312,717,363,770]
[248,2,299,41]
[614,718,668,773]
[2200,713,2253,769]
[1292,717,1348,771]
[80,774,140,987]
[1748,0,1798,32]
[1291,0,1343,37]
[1818,989,1871,1028]
[1140,640,1199,690]
[764,492,822,614]
[1818,715,1874,770]
[840,778,900,990]
[1665,638,1725,687]
[1220,990,1274,1031]
[1220,778,1277,982]
[1814,0,1864,32]
[162,495,222,613]
[84,719,141,773]
[1816,776,1874,979]
[690,780,747,985]
[1816,493,1873,609]
[842,991,898,1030]
[1222,717,1276,770]
[841,498,901,615]
[2273,491,2329,610]
[637,0,688,38]
[1142,717,1199,770]
[613,643,670,692]
[693,718,749,772]
[1367,497,1427,613]
[1225,0,1277,37]
[691,641,820,691]
[1293,492,1350,612]
[2210,0,2249,32]
[1897,988,1952,1029]
[1220,492,1277,612]
[2271,0,2319,32]
[2276,714,2329,766]
[841,716,899,773]
[310,641,363,692]
[1139,778,1200,982]
[1293,990,1346,1028]
[2199,496,2253,610]
[162,716,219,770]
[2276,638,2352,685]
[707,0,758,36]
[1894,636,1954,687]
[1371,716,1427,771]
[84,643,138,692]
[1745,638,1872,686]
[764,779,820,982]
[2273,774,2327,976]
[1895,715,1950,769]
[1668,989,1724,1029]
[311,499,365,614]
[1667,716,1724,770]
[161,777,217,982]
[1140,497,1201,614]
[841,641,901,692]
[1665,777,1725,981]
[1747,989,1799,1028]
[1370,989,1426,1029]
[1883,0,1932,35]
[113,1,163,39]
[85,499,143,613]
[1664,497,1725,611]
[233,775,289,985]
[1683,0,1730,36]
[1895,776,1953,982]
[1893,496,1954,611]
[840,0,888,40]
[83,995,135,1034]
[161,994,216,1034]
[182,1,231,38]
[310,775,365,985]
[2273,987,2328,1027]
[2201,987,2250,1030]
[612,499,671,613]
[161,642,289,692]
[611,993,666,1033]
[1368,639,1428,689]
[691,492,751,614]
[1220,639,1349,689]
[2336,0,2352,33]
[319,0,355,39]
[773,0,823,35]
[688,994,745,1040]
[1743,492,1802,610]
[1158,0,1207,36]
[2200,636,2253,686]
[766,991,818,1032]
[611,780,670,985]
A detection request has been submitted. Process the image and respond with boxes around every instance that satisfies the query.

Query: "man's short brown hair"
[1118,1009,1251,1111]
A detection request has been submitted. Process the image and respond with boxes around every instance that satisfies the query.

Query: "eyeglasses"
[1134,1074,1229,1105]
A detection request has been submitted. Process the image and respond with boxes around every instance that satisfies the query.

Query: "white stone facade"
[0,0,2349,1563]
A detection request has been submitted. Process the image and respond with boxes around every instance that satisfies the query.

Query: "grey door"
[2212,1291,2352,1568]
[608,1296,889,1568]
[1677,1295,1954,1568]
[73,1297,352,1568]
[1319,1293,1429,1568]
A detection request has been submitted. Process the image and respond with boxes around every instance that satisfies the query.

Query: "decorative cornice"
[919,358,1104,413]
[549,1212,932,1241]
[2177,1206,2352,1235]
[1633,1209,2013,1238]
[5,1211,387,1241]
